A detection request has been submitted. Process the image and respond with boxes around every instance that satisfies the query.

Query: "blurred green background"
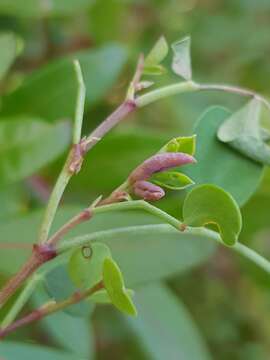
[1,0,270,359]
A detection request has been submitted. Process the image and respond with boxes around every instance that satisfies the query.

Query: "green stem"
[38,157,72,244]
[72,60,86,144]
[94,200,181,229]
[136,80,199,107]
[1,274,42,328]
[136,80,270,110]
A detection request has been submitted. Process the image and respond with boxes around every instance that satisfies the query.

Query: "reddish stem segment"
[0,281,103,339]
[47,208,93,247]
[0,244,56,307]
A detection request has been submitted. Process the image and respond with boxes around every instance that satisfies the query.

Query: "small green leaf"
[145,36,168,67]
[0,32,21,80]
[143,64,167,76]
[182,184,242,246]
[151,171,194,190]
[171,36,192,80]
[90,288,134,304]
[217,98,270,165]
[103,257,137,316]
[162,135,196,155]
[68,243,111,290]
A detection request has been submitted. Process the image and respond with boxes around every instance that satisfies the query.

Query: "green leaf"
[90,288,134,304]
[145,36,169,66]
[151,171,194,190]
[0,0,94,17]
[183,184,242,246]
[217,98,270,165]
[68,242,111,290]
[45,264,95,317]
[143,64,167,76]
[0,206,216,282]
[126,283,212,360]
[102,257,137,316]
[0,342,82,360]
[31,284,94,359]
[0,117,70,186]
[183,107,263,205]
[1,44,127,121]
[0,32,21,80]
[171,36,192,80]
[161,135,196,155]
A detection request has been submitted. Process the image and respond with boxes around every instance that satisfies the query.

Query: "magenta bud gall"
[133,180,165,201]
[129,152,196,184]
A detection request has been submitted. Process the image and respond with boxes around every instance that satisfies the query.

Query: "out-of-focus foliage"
[1,1,270,359]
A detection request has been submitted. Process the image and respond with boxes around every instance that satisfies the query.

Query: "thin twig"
[0,281,103,339]
[47,207,93,247]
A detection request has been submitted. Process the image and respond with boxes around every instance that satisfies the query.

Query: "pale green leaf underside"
[183,184,242,246]
[183,106,263,206]
[171,36,192,80]
[217,98,270,165]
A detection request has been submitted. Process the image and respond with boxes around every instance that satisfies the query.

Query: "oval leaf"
[151,171,194,190]
[103,257,137,316]
[68,242,111,290]
[171,36,192,80]
[183,184,242,246]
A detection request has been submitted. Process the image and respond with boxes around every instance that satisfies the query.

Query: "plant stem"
[73,60,86,144]
[0,281,103,339]
[58,223,270,277]
[47,207,93,247]
[38,156,72,244]
[136,80,270,111]
[135,80,200,107]
[94,200,180,229]
[84,100,136,152]
[0,245,56,308]
[1,274,42,328]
